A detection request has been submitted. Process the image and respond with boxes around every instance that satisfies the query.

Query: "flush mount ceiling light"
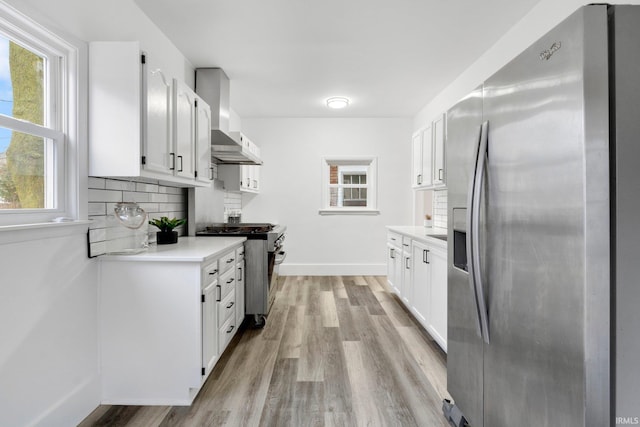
[326,97,350,109]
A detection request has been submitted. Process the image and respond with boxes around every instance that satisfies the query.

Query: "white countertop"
[101,236,246,263]
[387,225,448,247]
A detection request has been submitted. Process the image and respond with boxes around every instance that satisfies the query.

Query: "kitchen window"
[320,156,379,215]
[0,4,79,226]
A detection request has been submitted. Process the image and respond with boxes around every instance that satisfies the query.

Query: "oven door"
[267,245,286,313]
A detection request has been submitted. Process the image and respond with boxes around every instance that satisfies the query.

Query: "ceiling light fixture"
[326,97,350,109]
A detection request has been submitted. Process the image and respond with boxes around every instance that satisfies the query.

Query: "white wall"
[0,0,197,425]
[414,0,640,129]
[0,227,99,427]
[241,118,413,276]
[6,0,194,87]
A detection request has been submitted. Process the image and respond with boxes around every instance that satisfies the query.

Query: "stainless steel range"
[196,223,286,327]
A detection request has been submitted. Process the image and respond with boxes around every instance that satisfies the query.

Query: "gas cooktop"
[197,223,275,235]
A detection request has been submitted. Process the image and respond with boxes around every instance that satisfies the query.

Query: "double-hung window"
[320,156,379,215]
[0,4,76,226]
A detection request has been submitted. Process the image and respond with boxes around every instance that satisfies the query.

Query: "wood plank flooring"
[79,276,450,427]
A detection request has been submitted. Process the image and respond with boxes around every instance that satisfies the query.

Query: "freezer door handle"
[469,120,491,344]
[466,126,483,339]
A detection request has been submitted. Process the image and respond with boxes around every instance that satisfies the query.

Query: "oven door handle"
[275,251,287,265]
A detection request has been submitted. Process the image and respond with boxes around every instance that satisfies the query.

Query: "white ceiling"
[133,0,541,118]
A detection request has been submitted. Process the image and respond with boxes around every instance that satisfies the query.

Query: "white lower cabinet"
[236,246,246,327]
[386,232,403,295]
[410,240,447,351]
[427,246,447,349]
[100,241,244,405]
[387,228,448,353]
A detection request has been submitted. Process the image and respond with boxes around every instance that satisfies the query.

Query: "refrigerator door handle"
[466,124,484,339]
[471,120,491,344]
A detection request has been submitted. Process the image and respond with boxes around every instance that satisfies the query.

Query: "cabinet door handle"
[238,267,243,281]
[438,168,444,181]
[170,153,175,170]
[423,249,430,264]
[226,301,234,309]
[226,325,235,334]
[209,167,214,180]
[417,174,422,185]
[389,248,395,259]
[216,284,221,302]
[177,155,183,172]
[405,257,411,269]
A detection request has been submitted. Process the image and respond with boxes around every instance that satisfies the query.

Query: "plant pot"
[157,230,178,245]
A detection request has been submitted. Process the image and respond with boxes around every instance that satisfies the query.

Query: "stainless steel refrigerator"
[445,5,640,427]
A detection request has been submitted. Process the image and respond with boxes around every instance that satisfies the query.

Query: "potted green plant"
[149,216,186,245]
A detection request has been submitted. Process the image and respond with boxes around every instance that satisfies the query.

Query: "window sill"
[0,220,92,245]
[318,208,380,216]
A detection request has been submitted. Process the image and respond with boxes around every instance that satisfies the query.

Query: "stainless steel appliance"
[444,5,640,427]
[197,223,286,327]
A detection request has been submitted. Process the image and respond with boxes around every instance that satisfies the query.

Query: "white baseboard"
[279,263,387,276]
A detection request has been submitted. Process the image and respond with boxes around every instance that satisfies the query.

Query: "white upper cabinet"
[195,99,213,184]
[89,41,211,187]
[411,132,422,187]
[411,124,432,189]
[411,113,446,190]
[432,113,446,187]
[173,79,197,180]
[143,59,173,175]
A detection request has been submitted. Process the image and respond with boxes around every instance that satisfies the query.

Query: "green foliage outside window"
[1,41,45,209]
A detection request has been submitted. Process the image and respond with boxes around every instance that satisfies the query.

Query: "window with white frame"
[320,157,378,214]
[0,3,77,226]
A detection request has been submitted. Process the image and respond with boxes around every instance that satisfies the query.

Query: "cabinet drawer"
[218,316,236,352]
[219,267,236,299]
[219,250,236,274]
[402,236,412,253]
[236,246,245,263]
[202,260,219,287]
[218,290,236,326]
[387,231,401,246]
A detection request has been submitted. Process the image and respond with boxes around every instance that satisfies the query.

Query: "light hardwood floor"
[79,276,450,427]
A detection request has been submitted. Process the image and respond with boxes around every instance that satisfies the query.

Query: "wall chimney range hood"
[195,68,262,165]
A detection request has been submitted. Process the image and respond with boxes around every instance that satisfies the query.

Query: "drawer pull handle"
[209,269,218,275]
[226,258,235,264]
[226,301,234,309]
[226,325,235,334]
[227,278,234,284]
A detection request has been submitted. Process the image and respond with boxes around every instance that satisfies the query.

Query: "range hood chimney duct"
[195,68,261,165]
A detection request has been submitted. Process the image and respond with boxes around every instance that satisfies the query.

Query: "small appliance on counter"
[105,202,149,254]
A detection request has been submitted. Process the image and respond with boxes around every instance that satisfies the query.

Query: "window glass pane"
[0,128,47,209]
[343,174,351,184]
[329,187,338,207]
[0,36,45,126]
[360,174,366,184]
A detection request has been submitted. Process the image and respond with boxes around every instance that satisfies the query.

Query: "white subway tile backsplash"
[149,193,171,203]
[89,189,123,203]
[88,202,106,216]
[433,189,448,229]
[135,182,160,193]
[105,179,136,191]
[123,191,151,203]
[88,177,106,189]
